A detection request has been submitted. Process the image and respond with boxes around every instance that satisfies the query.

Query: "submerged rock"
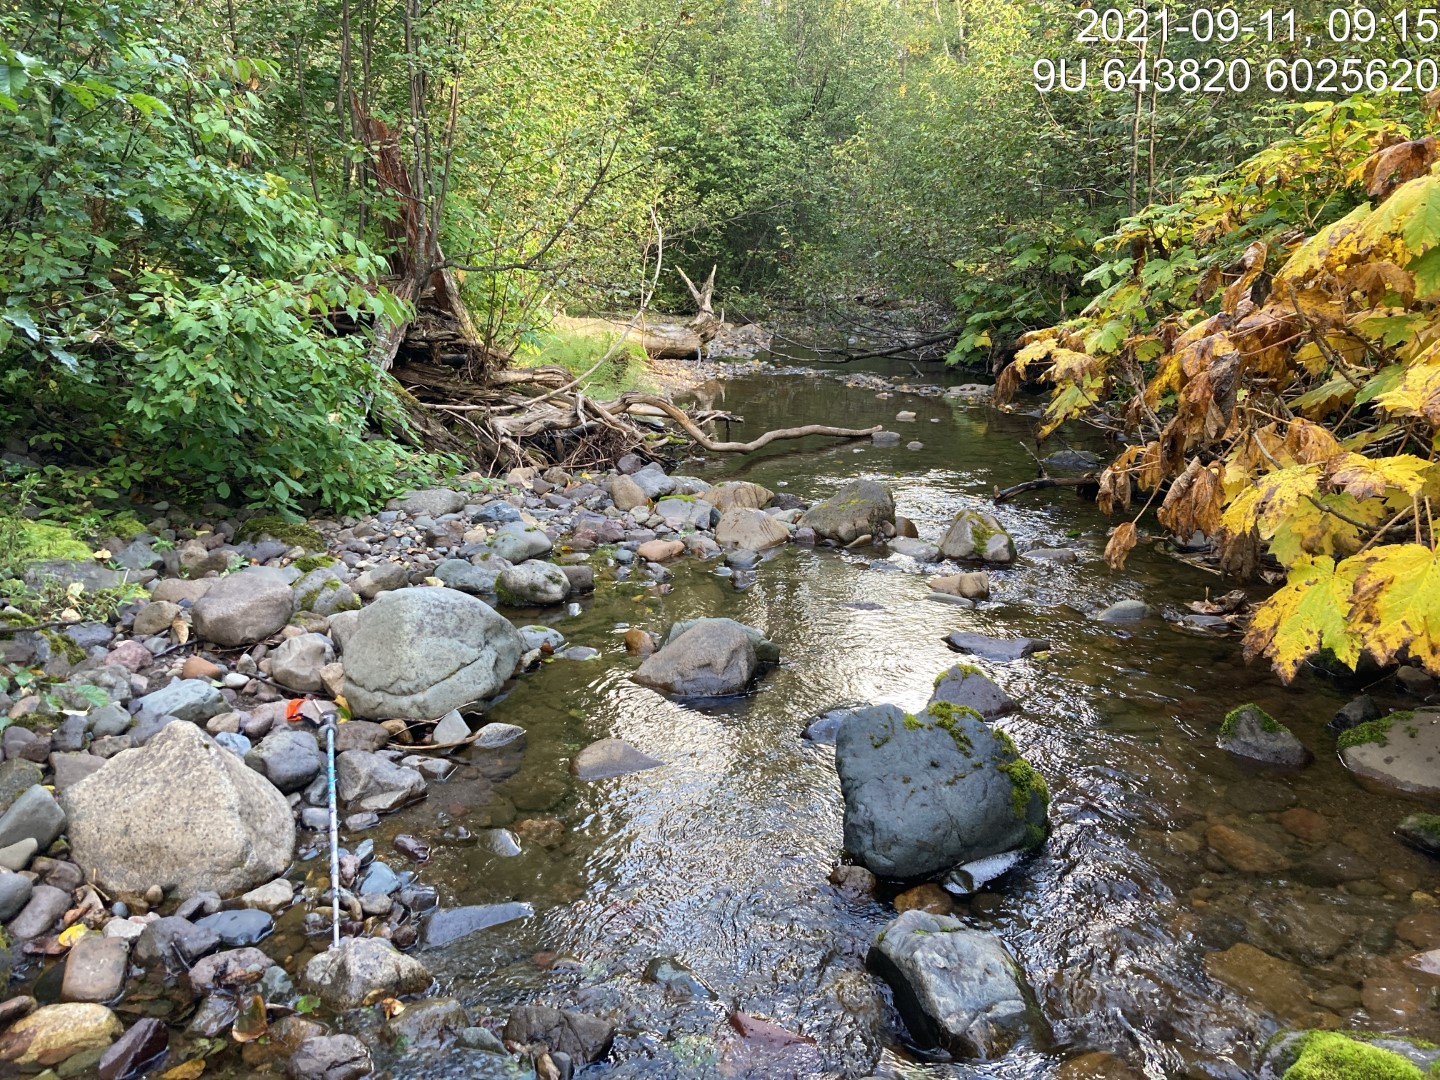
[421,902,533,948]
[342,587,523,720]
[868,910,1035,1059]
[1217,704,1312,767]
[571,739,663,780]
[944,632,1050,662]
[634,620,759,698]
[835,701,1048,878]
[0,1002,123,1066]
[798,480,895,544]
[1397,813,1440,857]
[287,1034,373,1080]
[65,723,294,901]
[503,1005,615,1065]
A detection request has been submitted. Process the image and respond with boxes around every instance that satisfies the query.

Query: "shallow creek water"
[251,361,1440,1077]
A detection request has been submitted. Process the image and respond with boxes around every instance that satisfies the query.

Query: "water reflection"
[387,364,1440,1078]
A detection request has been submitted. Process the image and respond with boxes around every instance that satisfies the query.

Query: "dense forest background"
[0,0,1434,512]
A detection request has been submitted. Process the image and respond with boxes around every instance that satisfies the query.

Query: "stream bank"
[0,354,1438,1079]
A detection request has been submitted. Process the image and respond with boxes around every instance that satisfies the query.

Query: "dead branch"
[612,394,880,452]
[993,476,1098,504]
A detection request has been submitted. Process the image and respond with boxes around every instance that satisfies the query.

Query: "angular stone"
[715,507,789,550]
[133,679,227,724]
[61,936,131,1003]
[287,1034,372,1080]
[706,481,773,512]
[571,739,663,781]
[928,665,1015,718]
[421,902,533,948]
[246,729,322,794]
[608,474,649,512]
[502,1005,615,1065]
[131,601,181,637]
[798,480,895,545]
[0,785,66,853]
[191,568,295,647]
[937,509,1015,564]
[336,751,426,808]
[634,621,758,698]
[944,632,1049,662]
[301,937,431,1011]
[269,634,335,694]
[97,1017,167,1080]
[868,909,1034,1058]
[7,884,70,940]
[1217,705,1311,767]
[64,722,295,901]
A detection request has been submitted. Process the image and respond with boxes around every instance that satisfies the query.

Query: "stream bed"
[363,359,1439,1079]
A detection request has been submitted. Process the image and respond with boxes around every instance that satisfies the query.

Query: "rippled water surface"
[375,360,1440,1079]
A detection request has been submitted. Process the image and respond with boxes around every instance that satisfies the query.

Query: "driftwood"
[577,266,722,359]
[993,476,1098,504]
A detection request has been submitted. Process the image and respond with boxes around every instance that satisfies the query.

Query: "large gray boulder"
[663,617,779,663]
[798,480,895,544]
[487,523,552,564]
[714,507,789,550]
[495,561,569,607]
[937,510,1016,563]
[928,665,1015,718]
[1340,709,1440,796]
[835,702,1048,878]
[707,481,773,512]
[634,620,758,698]
[291,567,360,617]
[342,587,523,720]
[868,909,1035,1058]
[629,462,676,500]
[654,497,717,530]
[64,722,295,901]
[191,568,295,646]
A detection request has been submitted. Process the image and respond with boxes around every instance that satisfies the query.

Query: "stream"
[346,357,1438,1078]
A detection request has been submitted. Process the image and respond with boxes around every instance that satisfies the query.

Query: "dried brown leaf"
[1104,522,1139,571]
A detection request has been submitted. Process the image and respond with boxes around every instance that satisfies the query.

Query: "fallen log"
[992,476,1098,504]
[613,393,881,452]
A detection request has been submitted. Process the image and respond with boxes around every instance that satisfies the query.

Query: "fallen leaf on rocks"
[159,1060,205,1080]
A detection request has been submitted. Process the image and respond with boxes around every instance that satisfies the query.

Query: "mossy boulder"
[835,699,1048,879]
[1264,1030,1440,1079]
[937,509,1016,564]
[1217,704,1311,767]
[798,480,895,544]
[235,515,323,552]
[1397,812,1440,857]
[1338,709,1440,797]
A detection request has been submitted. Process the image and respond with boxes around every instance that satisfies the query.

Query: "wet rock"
[287,1034,373,1080]
[8,884,71,940]
[246,729,322,793]
[835,701,1048,878]
[1203,943,1327,1025]
[301,937,432,1011]
[571,739,663,781]
[928,665,1014,718]
[1216,704,1312,767]
[871,430,902,446]
[798,480,895,545]
[239,878,294,913]
[1279,807,1331,844]
[1262,1031,1440,1080]
[714,508,789,550]
[802,706,864,745]
[928,572,990,599]
[894,883,954,915]
[134,916,221,968]
[191,567,295,646]
[474,723,527,752]
[60,936,130,1003]
[496,560,570,607]
[868,909,1034,1058]
[829,864,877,899]
[944,631,1049,662]
[269,634,335,694]
[0,1002,122,1066]
[133,679,227,724]
[1205,824,1290,874]
[186,947,271,994]
[459,1026,507,1053]
[1294,843,1376,887]
[0,870,31,921]
[1023,547,1078,565]
[937,509,1015,564]
[97,1017,167,1080]
[1095,599,1149,623]
[1339,709,1440,796]
[707,481,773,512]
[645,956,715,999]
[383,996,469,1048]
[64,722,295,901]
[336,750,425,809]
[503,1005,615,1065]
[1330,694,1381,736]
[0,784,65,852]
[195,908,273,946]
[342,587,523,720]
[635,620,758,698]
[887,537,940,562]
[663,617,779,662]
[560,565,594,595]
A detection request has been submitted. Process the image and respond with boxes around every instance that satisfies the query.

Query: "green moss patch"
[236,515,323,551]
[1283,1032,1424,1080]
[6,522,92,567]
[1337,711,1410,751]
[292,554,337,573]
[1220,703,1282,739]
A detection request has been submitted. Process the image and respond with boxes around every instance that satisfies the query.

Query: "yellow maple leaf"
[1244,555,1363,681]
[1221,464,1321,539]
[1347,543,1440,673]
[1326,452,1438,500]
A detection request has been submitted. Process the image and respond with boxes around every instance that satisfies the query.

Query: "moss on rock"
[1337,712,1410,751]
[1283,1032,1424,1080]
[292,554,337,574]
[1220,703,1281,739]
[236,515,323,551]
